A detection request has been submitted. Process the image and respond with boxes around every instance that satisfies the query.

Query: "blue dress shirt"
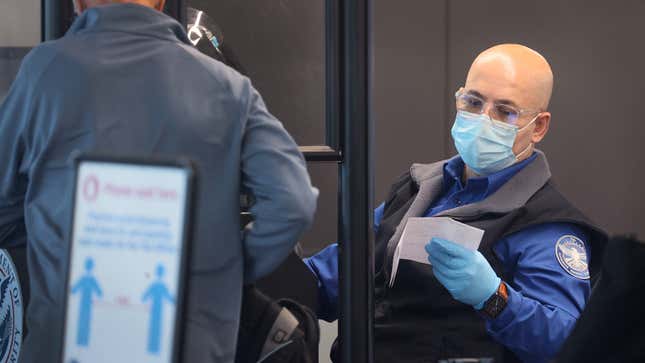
[305,153,591,363]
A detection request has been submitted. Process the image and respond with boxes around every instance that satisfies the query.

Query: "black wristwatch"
[481,281,509,319]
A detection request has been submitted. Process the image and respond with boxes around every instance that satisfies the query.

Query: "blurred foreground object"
[557,235,645,362]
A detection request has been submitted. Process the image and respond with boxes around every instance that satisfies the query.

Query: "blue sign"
[142,264,175,355]
[71,257,103,347]
[63,160,190,363]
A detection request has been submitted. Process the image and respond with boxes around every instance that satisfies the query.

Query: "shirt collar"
[443,152,539,199]
[66,3,191,45]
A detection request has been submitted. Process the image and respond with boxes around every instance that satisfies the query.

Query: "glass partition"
[186,0,327,147]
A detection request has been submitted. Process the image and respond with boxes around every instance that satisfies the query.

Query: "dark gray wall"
[373,1,449,202]
[185,1,454,255]
[0,0,40,47]
[188,0,326,146]
[0,0,38,102]
[446,0,645,238]
[375,0,645,242]
[186,0,645,253]
[2,1,643,256]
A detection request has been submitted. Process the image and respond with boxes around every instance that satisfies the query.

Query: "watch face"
[484,293,507,319]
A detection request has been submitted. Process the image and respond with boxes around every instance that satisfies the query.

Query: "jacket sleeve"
[487,223,591,363]
[240,81,319,283]
[303,203,385,321]
[303,243,339,322]
[0,59,32,248]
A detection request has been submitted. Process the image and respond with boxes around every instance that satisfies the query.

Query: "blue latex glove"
[425,237,501,309]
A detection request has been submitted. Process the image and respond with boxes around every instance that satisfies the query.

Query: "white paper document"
[389,217,485,287]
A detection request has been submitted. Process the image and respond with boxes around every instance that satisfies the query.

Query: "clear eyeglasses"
[455,87,541,125]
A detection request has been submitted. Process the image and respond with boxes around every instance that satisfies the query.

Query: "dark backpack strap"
[237,287,320,363]
[257,306,300,361]
[276,299,319,361]
[236,286,282,363]
[259,299,319,363]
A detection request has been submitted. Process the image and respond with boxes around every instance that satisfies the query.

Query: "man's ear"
[531,112,551,144]
[73,0,86,14]
[155,0,167,12]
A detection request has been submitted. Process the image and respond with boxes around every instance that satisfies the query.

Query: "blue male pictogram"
[142,264,175,355]
[71,257,103,347]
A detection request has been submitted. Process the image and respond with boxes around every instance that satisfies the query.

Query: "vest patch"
[555,235,590,280]
[0,250,22,362]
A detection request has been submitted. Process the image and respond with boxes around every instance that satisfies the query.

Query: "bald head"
[456,44,555,177]
[74,0,166,13]
[466,44,553,111]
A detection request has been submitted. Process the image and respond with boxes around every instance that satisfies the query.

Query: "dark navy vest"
[335,152,608,363]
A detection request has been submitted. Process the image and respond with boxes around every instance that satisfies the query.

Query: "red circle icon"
[83,175,100,202]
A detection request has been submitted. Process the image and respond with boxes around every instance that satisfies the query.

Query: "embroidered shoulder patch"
[555,235,590,280]
[0,250,22,362]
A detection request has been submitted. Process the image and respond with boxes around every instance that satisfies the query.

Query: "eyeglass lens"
[456,94,520,124]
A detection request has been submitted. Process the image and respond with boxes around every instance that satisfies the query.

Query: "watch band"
[482,281,508,319]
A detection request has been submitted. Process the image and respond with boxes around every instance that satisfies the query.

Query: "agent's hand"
[425,237,500,309]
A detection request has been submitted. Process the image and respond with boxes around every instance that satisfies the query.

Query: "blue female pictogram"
[71,257,103,347]
[142,264,175,355]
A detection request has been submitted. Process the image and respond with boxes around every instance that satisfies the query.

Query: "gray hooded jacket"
[0,4,318,362]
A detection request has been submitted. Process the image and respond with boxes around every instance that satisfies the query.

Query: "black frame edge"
[41,0,74,41]
[300,146,342,162]
[338,0,374,362]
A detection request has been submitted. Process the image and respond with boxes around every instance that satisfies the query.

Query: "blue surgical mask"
[451,110,536,176]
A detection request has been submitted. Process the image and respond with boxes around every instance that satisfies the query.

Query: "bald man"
[305,44,607,363]
[0,1,317,362]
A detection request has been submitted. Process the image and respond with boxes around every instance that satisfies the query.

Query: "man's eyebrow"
[465,90,486,100]
[495,98,520,108]
[466,90,520,108]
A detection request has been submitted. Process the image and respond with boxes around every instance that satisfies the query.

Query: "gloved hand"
[425,237,501,309]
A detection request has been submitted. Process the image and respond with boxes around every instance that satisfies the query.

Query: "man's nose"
[481,103,495,119]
